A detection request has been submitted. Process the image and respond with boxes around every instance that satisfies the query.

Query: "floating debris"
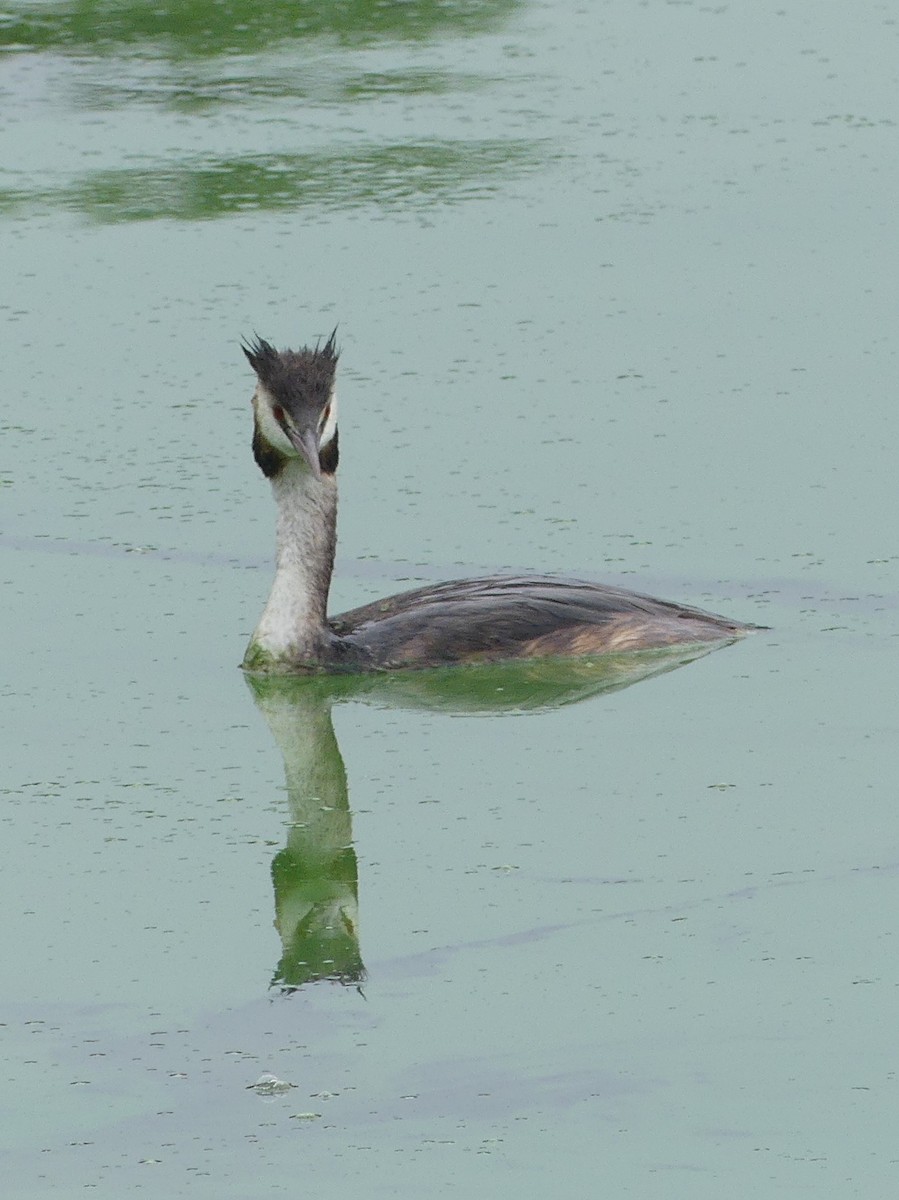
[247,1072,296,1096]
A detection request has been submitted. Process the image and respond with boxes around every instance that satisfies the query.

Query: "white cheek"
[320,393,338,449]
[253,385,296,456]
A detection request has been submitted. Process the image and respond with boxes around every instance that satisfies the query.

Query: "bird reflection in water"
[247,643,731,992]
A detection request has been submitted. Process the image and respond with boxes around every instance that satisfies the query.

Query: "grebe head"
[243,330,339,479]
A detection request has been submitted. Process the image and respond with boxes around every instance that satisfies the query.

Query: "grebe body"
[241,333,752,675]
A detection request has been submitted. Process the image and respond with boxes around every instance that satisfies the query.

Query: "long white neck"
[244,460,337,671]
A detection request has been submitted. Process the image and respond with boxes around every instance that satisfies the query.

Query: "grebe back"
[241,332,753,675]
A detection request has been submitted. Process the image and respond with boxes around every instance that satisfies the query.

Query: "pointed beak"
[284,424,322,479]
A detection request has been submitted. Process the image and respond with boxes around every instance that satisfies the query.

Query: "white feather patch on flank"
[252,383,296,458]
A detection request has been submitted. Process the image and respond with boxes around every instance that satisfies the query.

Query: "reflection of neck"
[259,687,349,854]
[248,461,337,667]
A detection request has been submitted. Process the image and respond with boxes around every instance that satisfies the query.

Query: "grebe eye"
[320,403,331,430]
[272,404,285,423]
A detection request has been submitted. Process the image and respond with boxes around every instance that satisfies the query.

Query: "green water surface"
[2,1,898,1196]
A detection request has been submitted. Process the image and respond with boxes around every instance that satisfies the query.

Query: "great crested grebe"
[241,331,752,674]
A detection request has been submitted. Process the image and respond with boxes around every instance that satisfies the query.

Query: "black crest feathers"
[241,334,280,377]
[241,328,339,411]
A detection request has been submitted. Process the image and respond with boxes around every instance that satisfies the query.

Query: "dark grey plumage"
[326,575,750,671]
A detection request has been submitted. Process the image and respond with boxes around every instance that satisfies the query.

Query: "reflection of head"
[270,844,365,990]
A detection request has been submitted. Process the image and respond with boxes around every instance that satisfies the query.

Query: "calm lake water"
[2,1,898,1196]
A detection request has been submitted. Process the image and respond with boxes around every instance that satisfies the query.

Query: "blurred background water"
[2,1,898,1196]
